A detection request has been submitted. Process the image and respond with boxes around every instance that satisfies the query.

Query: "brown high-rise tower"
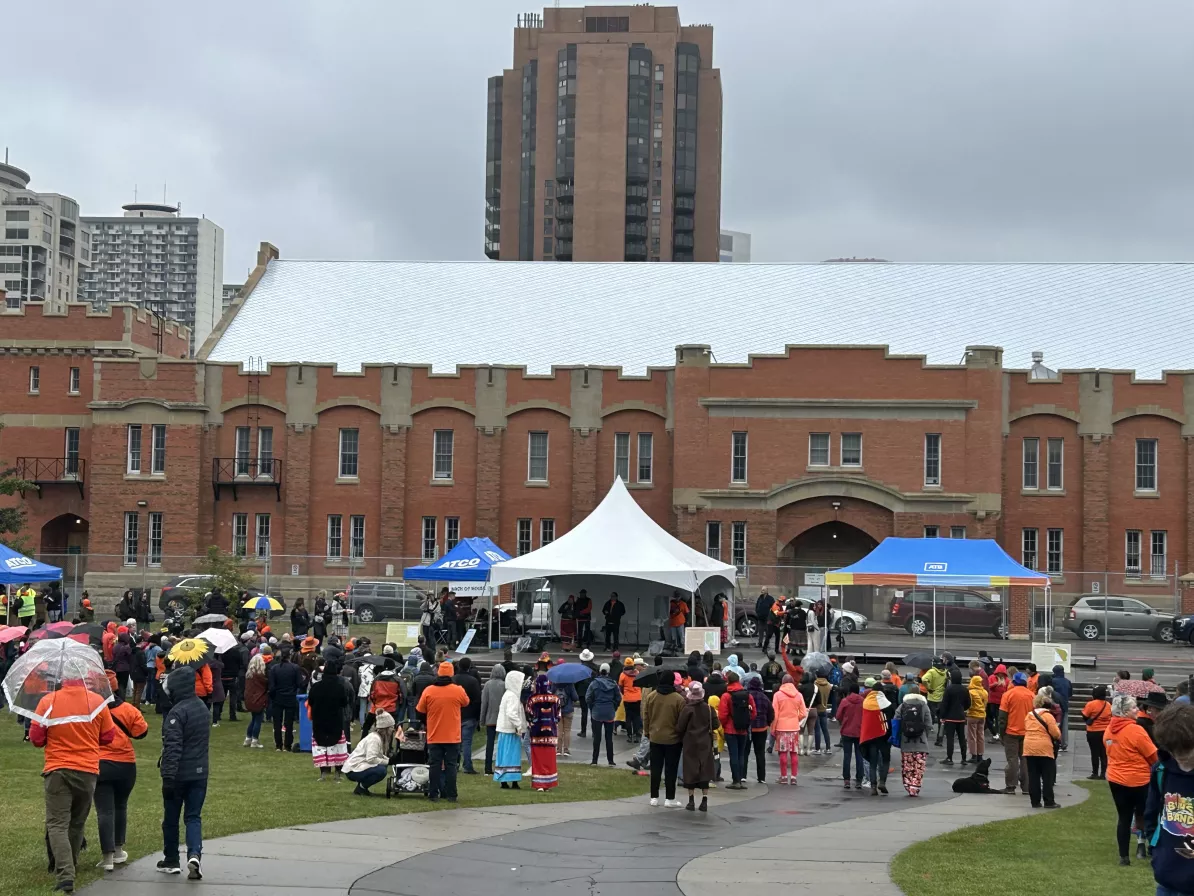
[485,6,722,262]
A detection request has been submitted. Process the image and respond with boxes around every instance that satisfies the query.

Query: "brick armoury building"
[3,249,1194,634]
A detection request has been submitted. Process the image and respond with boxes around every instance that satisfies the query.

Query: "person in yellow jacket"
[707,694,726,785]
[966,675,989,765]
[921,660,948,745]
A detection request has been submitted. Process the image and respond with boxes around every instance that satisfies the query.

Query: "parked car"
[158,575,285,616]
[887,589,1007,638]
[346,582,429,624]
[1063,595,1176,642]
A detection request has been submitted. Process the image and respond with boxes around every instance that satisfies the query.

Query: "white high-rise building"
[0,162,90,311]
[82,201,224,354]
[221,282,243,318]
[719,229,751,263]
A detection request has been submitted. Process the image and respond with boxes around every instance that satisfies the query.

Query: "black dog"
[951,757,994,794]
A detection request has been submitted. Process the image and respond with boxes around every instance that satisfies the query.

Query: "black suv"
[158,575,285,616]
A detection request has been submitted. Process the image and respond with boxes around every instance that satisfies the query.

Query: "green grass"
[890,781,1153,896]
[0,710,645,896]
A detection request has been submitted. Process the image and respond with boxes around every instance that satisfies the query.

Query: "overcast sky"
[6,1,1193,275]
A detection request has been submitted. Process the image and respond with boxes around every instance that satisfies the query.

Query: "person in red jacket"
[986,664,1008,741]
[836,682,864,790]
[716,671,756,790]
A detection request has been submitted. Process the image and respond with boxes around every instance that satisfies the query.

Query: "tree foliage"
[194,545,255,614]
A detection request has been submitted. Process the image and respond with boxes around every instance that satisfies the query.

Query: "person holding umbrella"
[12,639,117,893]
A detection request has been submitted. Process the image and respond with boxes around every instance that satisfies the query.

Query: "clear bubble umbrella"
[1,637,112,726]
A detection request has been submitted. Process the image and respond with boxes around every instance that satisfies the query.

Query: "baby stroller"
[385,724,431,799]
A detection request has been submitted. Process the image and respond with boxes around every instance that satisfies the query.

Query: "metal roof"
[206,261,1194,377]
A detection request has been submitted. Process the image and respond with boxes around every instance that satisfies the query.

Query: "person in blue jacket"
[1050,664,1073,752]
[1145,702,1194,896]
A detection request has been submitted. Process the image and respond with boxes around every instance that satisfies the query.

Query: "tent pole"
[932,587,937,656]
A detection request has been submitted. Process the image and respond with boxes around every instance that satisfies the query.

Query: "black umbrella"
[902,651,937,669]
[69,623,105,641]
[630,666,688,691]
[345,654,389,668]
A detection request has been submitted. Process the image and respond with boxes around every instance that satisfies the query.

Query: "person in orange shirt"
[29,678,118,892]
[102,622,117,665]
[668,592,690,652]
[193,663,213,703]
[415,662,471,802]
[1023,691,1062,808]
[1082,684,1113,779]
[619,658,643,743]
[998,672,1035,794]
[1104,694,1159,865]
[95,670,149,871]
[1025,663,1040,694]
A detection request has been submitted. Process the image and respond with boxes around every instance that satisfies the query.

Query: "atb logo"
[923,562,948,573]
[440,558,481,569]
[4,556,34,570]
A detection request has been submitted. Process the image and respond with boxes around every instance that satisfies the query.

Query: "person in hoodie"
[893,690,932,796]
[771,674,808,785]
[836,682,865,790]
[724,653,747,681]
[1105,694,1159,865]
[939,669,971,766]
[158,665,211,880]
[859,679,892,795]
[1145,702,1194,893]
[411,661,437,724]
[746,678,774,782]
[479,664,506,775]
[986,664,1009,742]
[966,675,988,767]
[1048,664,1073,752]
[922,659,948,746]
[111,626,133,694]
[644,672,687,807]
[585,663,622,767]
[494,668,528,788]
[685,650,708,686]
[717,670,756,790]
[308,660,350,782]
[705,668,727,700]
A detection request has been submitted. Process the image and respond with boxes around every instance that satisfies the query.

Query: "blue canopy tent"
[826,538,1049,650]
[404,538,512,647]
[0,544,63,585]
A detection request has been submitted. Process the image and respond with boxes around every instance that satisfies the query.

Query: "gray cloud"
[6,0,1193,274]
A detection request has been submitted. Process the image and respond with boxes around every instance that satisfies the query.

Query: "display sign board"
[685,627,721,655]
[385,622,421,648]
[804,573,826,586]
[1031,642,1071,674]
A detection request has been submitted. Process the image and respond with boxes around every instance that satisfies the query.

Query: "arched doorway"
[40,515,89,607]
[778,521,879,626]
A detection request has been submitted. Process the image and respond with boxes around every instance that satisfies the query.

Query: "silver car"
[1063,595,1176,642]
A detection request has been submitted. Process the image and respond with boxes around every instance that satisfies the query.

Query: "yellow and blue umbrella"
[242,595,284,612]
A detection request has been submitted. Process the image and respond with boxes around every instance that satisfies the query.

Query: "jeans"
[1002,734,1027,791]
[1025,755,1056,806]
[162,779,207,863]
[635,736,651,764]
[95,760,137,855]
[750,730,769,781]
[725,732,749,783]
[484,725,498,774]
[592,720,615,764]
[44,768,96,887]
[273,703,297,750]
[669,624,686,650]
[460,718,478,772]
[649,741,683,800]
[428,742,460,800]
[841,736,863,781]
[862,739,888,787]
[144,676,157,706]
[815,712,831,750]
[346,765,387,792]
[246,710,264,741]
[359,697,368,726]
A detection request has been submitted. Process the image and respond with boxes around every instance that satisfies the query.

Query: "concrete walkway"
[82,741,1087,896]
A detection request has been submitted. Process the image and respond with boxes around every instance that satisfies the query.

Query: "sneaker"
[243,737,252,747]
[870,785,879,796]
[649,797,660,807]
[778,775,788,784]
[1003,786,1017,794]
[665,799,683,808]
[211,722,219,728]
[1045,802,1061,809]
[251,739,264,749]
[97,855,115,872]
[112,849,129,865]
[626,758,642,770]
[1118,857,1130,867]
[156,859,181,875]
[842,780,851,790]
[590,761,598,766]
[941,758,954,766]
[187,857,203,880]
[854,781,863,790]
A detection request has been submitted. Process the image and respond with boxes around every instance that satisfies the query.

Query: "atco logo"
[440,558,481,569]
[923,562,948,573]
[4,557,34,570]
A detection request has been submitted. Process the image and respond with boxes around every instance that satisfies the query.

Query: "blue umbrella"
[546,663,594,685]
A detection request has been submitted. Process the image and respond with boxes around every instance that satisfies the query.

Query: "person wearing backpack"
[893,690,932,796]
[1144,702,1194,892]
[716,671,756,790]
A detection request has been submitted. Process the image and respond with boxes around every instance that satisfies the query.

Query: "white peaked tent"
[489,478,738,592]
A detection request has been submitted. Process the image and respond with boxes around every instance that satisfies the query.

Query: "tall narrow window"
[68,367,80,394]
[327,515,343,559]
[123,512,139,566]
[614,433,630,482]
[339,428,359,478]
[1151,530,1168,578]
[28,366,39,394]
[731,522,747,573]
[1021,528,1038,570]
[541,518,555,546]
[433,430,454,480]
[255,514,271,558]
[422,516,437,561]
[445,517,460,551]
[924,434,941,486]
[637,433,653,483]
[1136,439,1158,491]
[234,426,251,476]
[1022,438,1039,489]
[808,433,830,467]
[527,432,549,481]
[1046,528,1063,574]
[1125,529,1142,574]
[64,428,80,476]
[705,521,721,560]
[232,513,248,557]
[126,424,142,474]
[1046,438,1064,490]
[350,515,366,560]
[731,432,748,483]
[841,433,862,467]
[924,525,939,538]
[517,518,532,555]
[257,427,274,477]
[151,424,167,474]
[148,512,163,566]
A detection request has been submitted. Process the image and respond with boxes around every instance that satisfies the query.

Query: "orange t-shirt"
[999,686,1035,736]
[100,701,149,765]
[415,683,470,744]
[1082,699,1112,732]
[30,687,117,775]
[619,671,642,703]
[1105,717,1159,787]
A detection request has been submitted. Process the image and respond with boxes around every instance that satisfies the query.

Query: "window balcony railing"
[212,457,282,501]
[15,457,85,498]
